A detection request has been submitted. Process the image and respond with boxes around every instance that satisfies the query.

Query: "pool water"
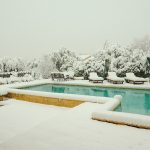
[20,84,150,116]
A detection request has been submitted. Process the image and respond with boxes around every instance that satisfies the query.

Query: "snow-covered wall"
[92,110,150,129]
[8,88,114,104]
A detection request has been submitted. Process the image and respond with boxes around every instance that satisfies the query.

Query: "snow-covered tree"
[95,41,148,77]
[38,54,56,79]
[52,48,78,71]
[73,60,85,77]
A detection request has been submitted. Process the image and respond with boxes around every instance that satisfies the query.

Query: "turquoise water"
[20,84,150,116]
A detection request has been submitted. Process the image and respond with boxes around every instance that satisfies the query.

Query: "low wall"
[7,93,84,108]
[92,111,150,129]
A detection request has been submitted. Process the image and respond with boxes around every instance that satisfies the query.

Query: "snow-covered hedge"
[0,74,34,85]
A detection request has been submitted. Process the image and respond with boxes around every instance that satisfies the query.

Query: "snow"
[0,100,150,150]
[0,87,8,96]
[125,73,147,82]
[107,72,124,81]
[92,110,150,129]
[0,74,34,84]
[48,79,150,90]
[88,72,104,80]
[1,79,150,130]
[0,99,67,144]
[0,77,7,84]
[78,54,91,60]
[7,88,113,104]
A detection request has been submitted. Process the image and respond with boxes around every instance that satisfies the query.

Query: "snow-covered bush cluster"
[71,41,150,79]
[93,42,149,77]
[0,57,25,72]
[35,48,78,79]
[0,36,150,80]
[0,74,34,84]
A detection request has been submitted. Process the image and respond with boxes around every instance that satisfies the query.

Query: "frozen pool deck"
[0,99,150,150]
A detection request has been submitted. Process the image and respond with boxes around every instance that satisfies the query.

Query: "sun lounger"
[125,73,147,84]
[107,72,124,84]
[89,72,104,83]
[63,71,74,80]
[51,72,67,81]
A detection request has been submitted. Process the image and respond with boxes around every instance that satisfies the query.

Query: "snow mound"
[0,87,8,96]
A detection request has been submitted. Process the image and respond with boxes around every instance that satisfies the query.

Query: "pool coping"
[92,110,150,129]
[49,81,150,91]
[6,79,150,91]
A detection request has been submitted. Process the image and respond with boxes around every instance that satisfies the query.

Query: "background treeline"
[0,36,150,79]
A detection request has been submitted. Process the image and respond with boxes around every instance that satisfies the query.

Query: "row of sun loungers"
[89,72,147,84]
[51,71,147,84]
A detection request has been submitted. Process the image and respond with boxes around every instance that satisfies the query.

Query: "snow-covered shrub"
[23,74,34,82]
[0,57,25,73]
[95,41,149,77]
[6,75,21,84]
[73,60,85,77]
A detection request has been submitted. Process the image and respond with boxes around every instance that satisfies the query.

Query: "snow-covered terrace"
[0,79,150,149]
[0,99,150,150]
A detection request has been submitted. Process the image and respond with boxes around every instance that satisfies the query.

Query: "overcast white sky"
[0,0,150,59]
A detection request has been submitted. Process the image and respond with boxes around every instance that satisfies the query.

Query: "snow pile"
[20,74,34,82]
[0,77,7,84]
[0,87,8,96]
[107,72,124,81]
[89,72,104,81]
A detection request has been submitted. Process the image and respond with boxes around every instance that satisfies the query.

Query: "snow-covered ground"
[0,99,150,150]
[0,80,150,150]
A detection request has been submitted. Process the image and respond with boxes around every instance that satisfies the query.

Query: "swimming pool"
[19,84,150,116]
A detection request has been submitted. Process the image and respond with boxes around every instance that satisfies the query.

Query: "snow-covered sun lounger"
[125,73,147,84]
[89,72,104,83]
[107,72,124,84]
